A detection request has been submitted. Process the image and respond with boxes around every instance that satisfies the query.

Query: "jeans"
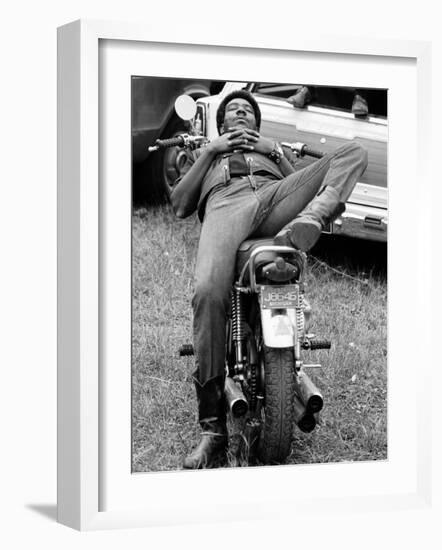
[192,142,368,385]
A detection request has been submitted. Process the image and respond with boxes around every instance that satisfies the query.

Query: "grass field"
[132,204,387,472]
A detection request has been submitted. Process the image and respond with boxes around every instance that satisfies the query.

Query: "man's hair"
[216,89,261,134]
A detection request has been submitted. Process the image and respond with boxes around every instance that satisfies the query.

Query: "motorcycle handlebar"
[301,146,324,159]
[148,135,325,160]
[281,141,325,159]
[148,134,206,153]
[148,135,186,152]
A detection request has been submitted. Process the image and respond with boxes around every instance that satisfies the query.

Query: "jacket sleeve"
[282,145,299,170]
[173,148,199,187]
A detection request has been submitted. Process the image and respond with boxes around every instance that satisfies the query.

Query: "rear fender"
[260,308,297,348]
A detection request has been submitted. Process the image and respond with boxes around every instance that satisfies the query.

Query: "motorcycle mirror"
[174,95,197,121]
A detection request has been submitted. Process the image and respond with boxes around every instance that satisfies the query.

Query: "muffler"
[293,394,316,433]
[294,370,323,413]
[225,377,249,417]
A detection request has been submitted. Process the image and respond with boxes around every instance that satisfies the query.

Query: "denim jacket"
[176,145,297,221]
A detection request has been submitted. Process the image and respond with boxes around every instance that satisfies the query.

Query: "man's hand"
[234,128,274,156]
[206,129,253,155]
[207,127,274,155]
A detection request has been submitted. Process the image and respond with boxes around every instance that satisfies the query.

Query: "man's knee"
[192,279,230,311]
[339,141,368,170]
[353,142,368,170]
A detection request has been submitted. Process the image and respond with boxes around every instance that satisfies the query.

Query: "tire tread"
[257,346,295,464]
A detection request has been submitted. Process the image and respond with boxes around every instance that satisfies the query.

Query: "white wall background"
[1,1,441,547]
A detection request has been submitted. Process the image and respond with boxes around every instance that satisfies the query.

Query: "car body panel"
[132,77,223,164]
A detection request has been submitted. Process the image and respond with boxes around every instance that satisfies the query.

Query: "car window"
[251,82,387,118]
[251,83,301,99]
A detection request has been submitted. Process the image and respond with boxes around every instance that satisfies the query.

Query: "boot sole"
[183,450,227,470]
[183,442,227,469]
[275,221,321,252]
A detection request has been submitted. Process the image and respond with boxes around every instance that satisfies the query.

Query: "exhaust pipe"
[225,377,249,418]
[294,370,323,413]
[293,394,316,433]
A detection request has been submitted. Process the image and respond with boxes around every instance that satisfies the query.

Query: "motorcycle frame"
[237,244,306,352]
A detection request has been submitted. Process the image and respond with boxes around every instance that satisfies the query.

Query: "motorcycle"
[148,96,332,465]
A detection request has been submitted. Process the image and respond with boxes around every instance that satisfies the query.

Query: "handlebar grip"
[154,135,185,149]
[302,146,324,159]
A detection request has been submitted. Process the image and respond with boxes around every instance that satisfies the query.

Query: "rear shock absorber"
[249,362,258,410]
[231,285,245,373]
[294,289,305,360]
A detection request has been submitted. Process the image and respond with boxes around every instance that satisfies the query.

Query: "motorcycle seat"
[235,238,276,278]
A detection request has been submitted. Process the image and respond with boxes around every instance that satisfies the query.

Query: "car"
[194,82,388,242]
[131,76,225,203]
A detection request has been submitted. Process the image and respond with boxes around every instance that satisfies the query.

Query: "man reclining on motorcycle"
[170,89,368,469]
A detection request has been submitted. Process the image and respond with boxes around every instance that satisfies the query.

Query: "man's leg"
[183,374,228,469]
[255,142,367,247]
[184,181,259,469]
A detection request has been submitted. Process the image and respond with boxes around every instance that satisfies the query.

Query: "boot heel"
[274,219,321,251]
[289,220,322,251]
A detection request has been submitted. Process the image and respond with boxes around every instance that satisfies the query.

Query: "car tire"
[160,117,191,201]
[146,92,208,204]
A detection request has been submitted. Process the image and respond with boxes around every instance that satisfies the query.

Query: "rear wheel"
[256,346,295,464]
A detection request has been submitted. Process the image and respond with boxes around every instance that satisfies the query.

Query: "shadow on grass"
[312,234,387,278]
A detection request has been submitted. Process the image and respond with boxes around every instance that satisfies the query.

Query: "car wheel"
[147,87,211,203]
[161,119,190,201]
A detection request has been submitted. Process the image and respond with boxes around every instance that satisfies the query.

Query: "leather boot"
[183,375,228,469]
[274,186,345,251]
[288,86,312,109]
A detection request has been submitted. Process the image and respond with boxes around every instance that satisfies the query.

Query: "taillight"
[261,257,300,283]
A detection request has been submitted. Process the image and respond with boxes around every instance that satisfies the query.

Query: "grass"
[131,204,387,472]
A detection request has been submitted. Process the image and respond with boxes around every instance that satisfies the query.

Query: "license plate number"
[260,285,299,309]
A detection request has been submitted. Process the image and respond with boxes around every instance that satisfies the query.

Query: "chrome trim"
[239,245,305,293]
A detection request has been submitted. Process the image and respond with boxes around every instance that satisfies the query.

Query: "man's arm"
[170,147,217,218]
[241,129,295,177]
[170,129,252,218]
[278,148,296,177]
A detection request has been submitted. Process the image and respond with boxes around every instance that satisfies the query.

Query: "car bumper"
[325,202,388,242]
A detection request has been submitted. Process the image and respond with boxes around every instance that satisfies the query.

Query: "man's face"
[222,97,257,133]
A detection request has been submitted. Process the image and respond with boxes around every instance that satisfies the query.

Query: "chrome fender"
[260,308,297,348]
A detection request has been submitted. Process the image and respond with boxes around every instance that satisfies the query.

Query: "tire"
[256,346,295,464]
[146,90,209,203]
[161,122,190,201]
[145,116,188,203]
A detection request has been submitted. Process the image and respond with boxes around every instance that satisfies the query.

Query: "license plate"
[260,285,299,309]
